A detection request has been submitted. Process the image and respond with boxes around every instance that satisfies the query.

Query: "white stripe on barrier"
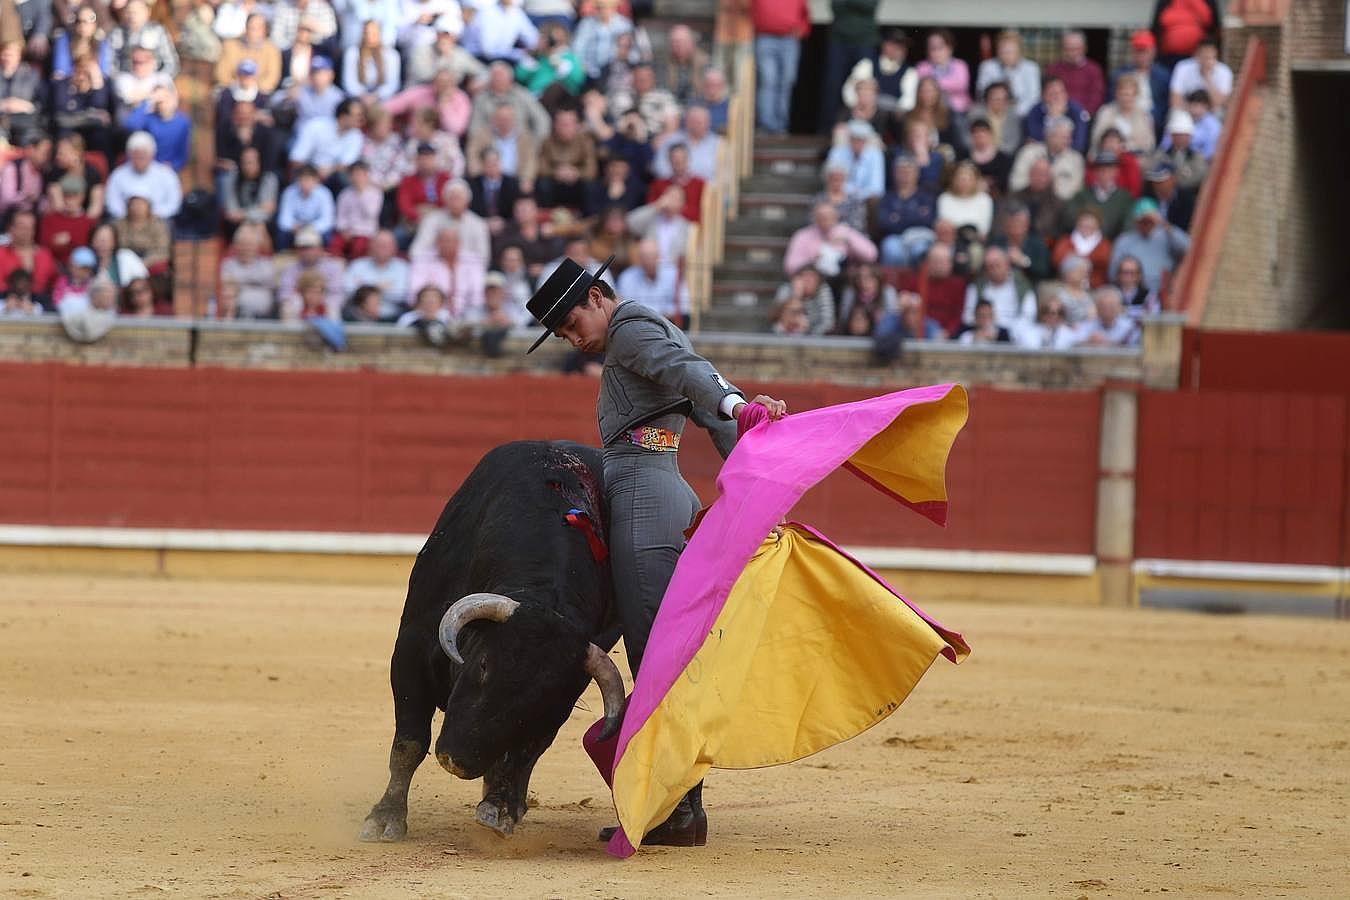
[1133,558,1346,584]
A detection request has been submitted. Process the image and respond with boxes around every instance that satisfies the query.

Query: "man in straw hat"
[525,256,787,846]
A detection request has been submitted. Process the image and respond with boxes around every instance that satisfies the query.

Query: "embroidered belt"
[627,425,682,452]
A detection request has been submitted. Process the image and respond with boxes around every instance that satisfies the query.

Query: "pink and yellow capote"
[584,383,974,857]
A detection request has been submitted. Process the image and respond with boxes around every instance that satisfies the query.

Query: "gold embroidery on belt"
[627,426,682,452]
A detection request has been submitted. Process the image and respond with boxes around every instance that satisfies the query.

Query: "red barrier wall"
[1135,390,1350,565]
[0,363,1101,555]
[1183,329,1350,396]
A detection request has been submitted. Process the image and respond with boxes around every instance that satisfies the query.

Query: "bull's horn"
[439,593,520,664]
[585,643,626,741]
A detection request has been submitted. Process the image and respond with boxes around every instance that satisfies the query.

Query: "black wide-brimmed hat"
[525,255,614,354]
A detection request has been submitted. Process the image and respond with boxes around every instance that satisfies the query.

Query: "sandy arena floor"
[1,571,1347,898]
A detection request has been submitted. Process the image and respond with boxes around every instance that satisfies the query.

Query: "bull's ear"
[439,593,520,663]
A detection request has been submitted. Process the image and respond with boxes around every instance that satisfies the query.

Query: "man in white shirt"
[1077,286,1139,347]
[961,246,1036,329]
[289,98,367,180]
[462,0,538,63]
[345,230,412,311]
[616,238,685,322]
[625,187,689,267]
[105,131,182,219]
[1168,38,1233,114]
[652,105,720,181]
[411,178,490,261]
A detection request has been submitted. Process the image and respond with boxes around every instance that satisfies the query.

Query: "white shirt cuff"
[719,393,747,419]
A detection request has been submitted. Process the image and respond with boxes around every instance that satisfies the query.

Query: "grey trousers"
[604,443,701,676]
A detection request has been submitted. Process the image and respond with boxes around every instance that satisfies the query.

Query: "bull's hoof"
[359,810,408,843]
[474,797,517,837]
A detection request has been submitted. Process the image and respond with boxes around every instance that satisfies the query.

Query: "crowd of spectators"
[759,0,1228,352]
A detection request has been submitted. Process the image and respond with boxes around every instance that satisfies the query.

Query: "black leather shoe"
[597,782,706,846]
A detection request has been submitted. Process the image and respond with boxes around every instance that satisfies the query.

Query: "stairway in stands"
[703,134,828,333]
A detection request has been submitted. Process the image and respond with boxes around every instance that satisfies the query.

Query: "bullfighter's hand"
[752,394,788,420]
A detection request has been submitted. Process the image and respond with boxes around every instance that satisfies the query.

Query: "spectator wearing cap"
[617,237,685,324]
[122,82,192,172]
[55,250,103,310]
[51,57,115,157]
[1109,197,1190,294]
[652,105,720,182]
[626,185,690,268]
[337,0,401,51]
[975,30,1040,118]
[38,175,96,267]
[1010,116,1085,202]
[1092,128,1142,197]
[1092,75,1156,156]
[110,0,178,76]
[105,132,182,219]
[938,161,994,240]
[344,19,401,101]
[216,13,283,93]
[1179,89,1221,160]
[964,81,1022,156]
[220,146,280,238]
[824,121,885,201]
[345,229,410,310]
[113,194,171,271]
[1112,30,1171,136]
[293,55,345,125]
[469,61,551,140]
[1168,36,1231,113]
[408,14,488,86]
[411,178,490,261]
[1143,161,1195,231]
[214,59,269,129]
[277,226,346,316]
[966,116,1013,196]
[646,144,705,223]
[814,161,868,233]
[915,28,970,114]
[0,209,57,297]
[751,0,809,133]
[1023,76,1091,154]
[1064,153,1133,239]
[842,27,917,118]
[0,39,43,136]
[114,42,172,113]
[995,200,1051,282]
[652,24,708,104]
[277,164,337,248]
[271,0,339,52]
[1044,29,1104,115]
[783,201,878,278]
[1052,207,1113,288]
[463,0,539,64]
[0,129,48,218]
[876,154,936,267]
[1152,109,1208,190]
[573,0,638,82]
[408,226,486,321]
[467,147,521,229]
[465,102,538,194]
[536,108,597,210]
[384,68,472,139]
[289,97,367,183]
[397,143,452,235]
[53,5,110,80]
[398,0,463,54]
[332,160,384,259]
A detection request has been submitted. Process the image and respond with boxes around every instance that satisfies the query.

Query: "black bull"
[360,441,627,842]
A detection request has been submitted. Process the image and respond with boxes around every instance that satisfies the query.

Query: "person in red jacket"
[751,0,810,135]
[1045,29,1106,115]
[1151,0,1220,69]
[37,175,96,267]
[645,142,704,223]
[395,143,451,248]
[0,209,57,298]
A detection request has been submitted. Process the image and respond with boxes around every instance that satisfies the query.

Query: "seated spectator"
[1109,198,1191,294]
[975,30,1040,117]
[1169,37,1232,114]
[537,108,597,209]
[772,265,835,336]
[876,155,936,268]
[1013,296,1079,349]
[221,146,280,238]
[219,223,276,318]
[893,119,945,193]
[1045,29,1104,115]
[825,121,885,202]
[1078,286,1139,347]
[1153,110,1209,190]
[1010,157,1067,241]
[53,5,114,80]
[956,298,1013,345]
[966,117,1012,197]
[105,132,181,220]
[1009,117,1085,202]
[0,209,57,297]
[466,103,538,194]
[397,143,452,237]
[277,164,336,248]
[404,106,464,180]
[89,221,149,289]
[1114,30,1170,135]
[494,195,564,276]
[898,76,964,153]
[407,15,487,88]
[696,68,731,134]
[1092,129,1142,197]
[51,246,98,309]
[384,68,472,139]
[0,40,45,138]
[289,56,343,127]
[653,105,719,182]
[589,206,636,273]
[835,77,890,146]
[1024,77,1091,154]
[1053,208,1113,288]
[995,200,1052,283]
[282,269,334,322]
[1064,153,1133,240]
[1143,162,1195,232]
[626,186,689,267]
[938,161,994,240]
[590,102,653,180]
[1179,89,1221,160]
[111,0,179,77]
[345,229,411,312]
[277,227,346,317]
[771,295,810,336]
[470,61,551,140]
[888,289,944,341]
[122,83,192,173]
[467,148,522,231]
[397,284,451,328]
[361,107,414,194]
[653,24,707,104]
[216,13,282,93]
[218,60,275,135]
[344,284,391,324]
[215,0,275,41]
[115,43,172,117]
[915,28,970,114]
[1091,75,1156,156]
[515,23,585,110]
[332,161,383,259]
[616,237,684,323]
[344,21,401,102]
[814,161,868,233]
[497,245,533,311]
[411,179,490,261]
[408,227,486,322]
[289,97,366,183]
[52,57,115,157]
[784,202,878,278]
[1,269,43,316]
[961,246,1035,329]
[0,130,48,218]
[479,272,522,354]
[397,0,462,56]
[462,0,539,64]
[646,143,704,222]
[216,99,282,177]
[121,277,159,318]
[964,81,1022,157]
[1114,253,1159,317]
[891,241,967,335]
[113,195,170,270]
[277,15,324,88]
[841,27,917,119]
[838,264,897,336]
[59,277,119,340]
[1053,254,1098,326]
[586,156,645,217]
[39,176,97,268]
[618,62,680,142]
[573,0,638,82]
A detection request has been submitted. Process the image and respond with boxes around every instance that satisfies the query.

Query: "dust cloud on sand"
[2,572,1347,898]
